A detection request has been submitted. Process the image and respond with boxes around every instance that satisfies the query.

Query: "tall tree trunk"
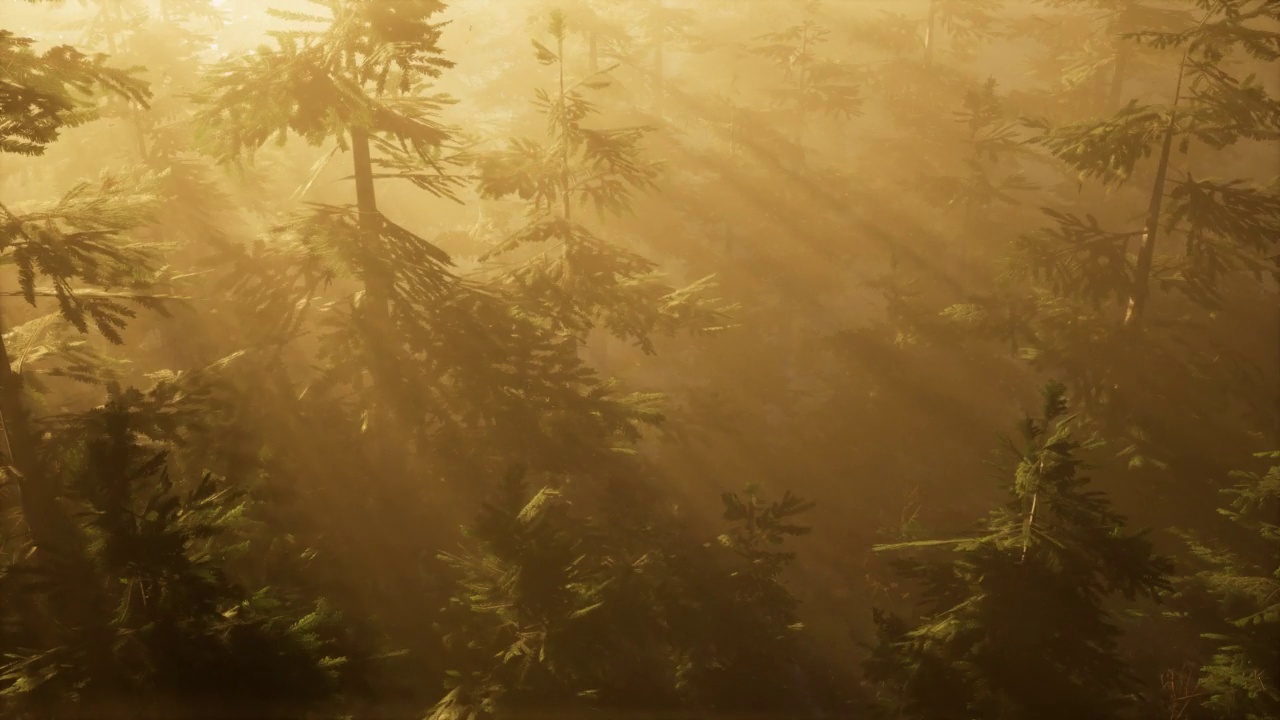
[1274,256,1280,447]
[350,127,400,440]
[795,32,810,167]
[1108,41,1131,110]
[923,0,938,67]
[351,127,387,314]
[589,32,599,72]
[652,39,665,117]
[1123,59,1187,327]
[1122,123,1174,326]
[558,34,571,224]
[1108,1,1137,110]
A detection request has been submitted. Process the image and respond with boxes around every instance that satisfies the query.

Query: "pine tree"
[948,0,1280,474]
[194,2,665,477]
[1,13,165,556]
[193,0,462,437]
[865,383,1172,719]
[1019,0,1280,328]
[1019,0,1199,117]
[0,21,147,157]
[0,384,357,719]
[748,1,861,168]
[428,468,848,719]
[1174,452,1280,720]
[473,9,724,357]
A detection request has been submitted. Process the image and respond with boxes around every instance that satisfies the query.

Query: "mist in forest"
[1,1,1278,718]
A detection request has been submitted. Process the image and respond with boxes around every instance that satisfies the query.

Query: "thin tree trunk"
[1123,58,1188,327]
[795,31,810,166]
[133,115,149,161]
[558,33,571,223]
[1020,492,1039,563]
[1275,256,1280,447]
[1108,41,1131,110]
[556,32,589,361]
[923,0,938,67]
[589,33,599,72]
[653,40,665,117]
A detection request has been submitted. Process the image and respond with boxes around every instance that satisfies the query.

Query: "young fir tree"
[427,467,849,719]
[194,2,662,481]
[63,0,249,374]
[0,384,357,719]
[0,8,356,714]
[947,0,1279,478]
[192,8,695,705]
[1011,0,1191,118]
[864,383,1172,719]
[1026,0,1279,323]
[748,1,862,167]
[0,13,163,557]
[852,0,1001,75]
[473,9,723,358]
[1174,452,1280,720]
[192,0,462,440]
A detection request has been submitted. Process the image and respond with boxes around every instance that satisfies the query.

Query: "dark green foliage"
[215,200,665,477]
[1173,453,1280,720]
[2,0,1277,717]
[193,0,455,162]
[429,471,850,719]
[1,171,169,344]
[0,29,148,156]
[0,389,353,720]
[865,384,1172,719]
[939,0,1280,479]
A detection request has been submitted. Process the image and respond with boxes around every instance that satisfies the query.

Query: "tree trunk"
[1108,41,1131,110]
[653,40,665,117]
[0,303,78,556]
[1123,60,1187,327]
[349,127,401,441]
[923,0,938,67]
[351,127,388,316]
[589,33,599,73]
[558,34,571,223]
[1122,122,1175,326]
[1274,256,1280,447]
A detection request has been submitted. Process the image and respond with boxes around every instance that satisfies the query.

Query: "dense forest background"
[1,0,1277,718]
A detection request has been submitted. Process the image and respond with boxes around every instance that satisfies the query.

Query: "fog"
[1,1,1278,718]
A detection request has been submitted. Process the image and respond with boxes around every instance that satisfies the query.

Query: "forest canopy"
[0,1,1277,718]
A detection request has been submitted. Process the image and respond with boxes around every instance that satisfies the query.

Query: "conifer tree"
[865,383,1171,719]
[193,0,461,437]
[1014,0,1191,117]
[921,0,1002,68]
[195,2,664,478]
[947,0,1280,473]
[0,384,357,720]
[428,468,848,719]
[1,12,163,556]
[1175,452,1280,720]
[1029,0,1280,326]
[473,9,723,357]
[748,1,861,167]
